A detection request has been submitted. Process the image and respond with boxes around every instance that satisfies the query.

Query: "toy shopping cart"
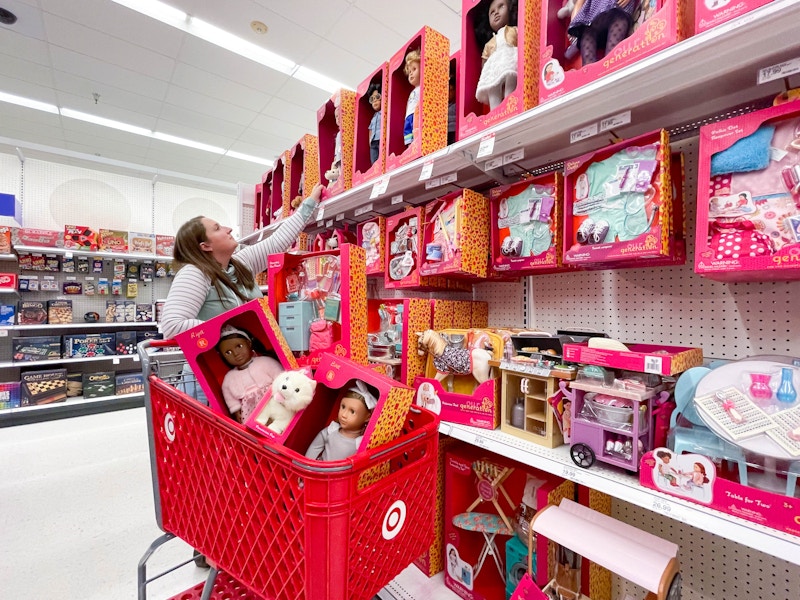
[137,339,439,600]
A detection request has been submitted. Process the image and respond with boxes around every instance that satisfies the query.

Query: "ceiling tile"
[302,39,375,88]
[324,8,405,72]
[52,71,164,119]
[353,0,461,51]
[254,0,353,37]
[161,86,259,129]
[260,97,319,130]
[0,54,56,93]
[157,103,249,141]
[273,78,331,112]
[170,62,272,112]
[0,29,51,67]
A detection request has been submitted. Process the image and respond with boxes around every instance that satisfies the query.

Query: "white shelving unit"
[2,322,157,331]
[1,354,141,369]
[13,245,172,262]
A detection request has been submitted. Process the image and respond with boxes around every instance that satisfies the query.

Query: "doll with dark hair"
[474,0,519,110]
[567,0,639,66]
[367,82,382,164]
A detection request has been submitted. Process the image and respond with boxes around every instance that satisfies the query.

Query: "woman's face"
[201,217,237,257]
[489,0,511,31]
[218,336,252,367]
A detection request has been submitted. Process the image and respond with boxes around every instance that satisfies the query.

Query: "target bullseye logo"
[382,500,407,540]
[164,413,176,442]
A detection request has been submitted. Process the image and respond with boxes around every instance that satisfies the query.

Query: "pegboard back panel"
[473,280,527,329]
[613,499,799,600]
[22,159,153,232]
[0,153,21,202]
[525,138,800,360]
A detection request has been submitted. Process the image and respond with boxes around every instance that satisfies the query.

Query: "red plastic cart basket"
[141,341,439,600]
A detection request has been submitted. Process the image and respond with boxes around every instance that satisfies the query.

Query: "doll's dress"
[476,26,518,105]
[568,0,637,38]
[306,421,363,461]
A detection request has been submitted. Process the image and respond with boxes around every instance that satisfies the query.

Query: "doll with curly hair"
[474,0,519,110]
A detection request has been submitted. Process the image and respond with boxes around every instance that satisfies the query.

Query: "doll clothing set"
[707,118,800,256]
[497,185,555,257]
[221,355,284,423]
[476,25,518,108]
[573,143,659,245]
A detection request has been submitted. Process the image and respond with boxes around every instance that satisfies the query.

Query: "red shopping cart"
[137,339,439,600]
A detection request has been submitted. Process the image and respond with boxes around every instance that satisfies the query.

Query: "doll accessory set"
[497,184,555,257]
[388,217,418,280]
[707,119,800,258]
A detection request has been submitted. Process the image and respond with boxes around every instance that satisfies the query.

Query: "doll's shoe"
[590,220,610,244]
[576,218,595,244]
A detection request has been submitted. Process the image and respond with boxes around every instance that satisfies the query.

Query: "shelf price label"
[570,123,599,144]
[561,465,582,483]
[474,434,489,449]
[391,194,404,205]
[503,148,524,164]
[419,159,434,181]
[599,111,631,132]
[316,206,325,221]
[335,213,345,222]
[476,133,496,159]
[485,156,503,170]
[758,57,800,84]
[369,175,391,199]
[354,203,373,217]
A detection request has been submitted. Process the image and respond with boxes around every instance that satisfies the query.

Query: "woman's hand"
[308,182,324,202]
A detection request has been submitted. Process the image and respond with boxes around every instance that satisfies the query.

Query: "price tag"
[476,133,496,159]
[369,182,381,200]
[335,213,345,221]
[65,252,73,259]
[474,435,489,449]
[391,194,404,205]
[485,157,503,170]
[503,148,525,164]
[325,219,334,228]
[316,206,325,221]
[113,358,120,365]
[758,57,800,84]
[599,111,632,132]
[441,173,457,185]
[354,203,373,217]
[133,355,140,362]
[425,177,442,190]
[419,159,434,181]
[561,465,582,483]
[0,329,8,337]
[570,123,599,143]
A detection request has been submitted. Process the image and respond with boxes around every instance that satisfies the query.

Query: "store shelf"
[2,321,157,331]
[2,354,140,368]
[0,287,18,294]
[310,0,799,223]
[0,253,16,261]
[14,245,170,262]
[440,421,800,567]
[0,391,144,427]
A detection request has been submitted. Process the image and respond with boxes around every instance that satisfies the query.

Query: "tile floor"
[0,408,456,600]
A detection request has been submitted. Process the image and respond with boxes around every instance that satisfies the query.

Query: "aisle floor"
[0,408,458,600]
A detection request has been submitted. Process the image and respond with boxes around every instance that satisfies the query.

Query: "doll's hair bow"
[350,380,378,410]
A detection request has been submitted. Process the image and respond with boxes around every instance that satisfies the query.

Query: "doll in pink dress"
[474,0,519,110]
[218,325,283,424]
[305,381,378,461]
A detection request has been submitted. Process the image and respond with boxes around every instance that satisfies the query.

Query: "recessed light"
[0,8,18,25]
[250,20,267,34]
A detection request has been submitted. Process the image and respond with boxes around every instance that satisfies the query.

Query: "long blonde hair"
[173,216,255,304]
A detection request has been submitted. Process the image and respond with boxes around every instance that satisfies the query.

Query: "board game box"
[115,331,137,355]
[0,304,15,325]
[115,372,144,395]
[62,333,115,358]
[18,301,47,325]
[12,336,61,362]
[66,373,83,398]
[47,300,73,325]
[21,368,68,405]
[0,382,21,409]
[83,371,115,398]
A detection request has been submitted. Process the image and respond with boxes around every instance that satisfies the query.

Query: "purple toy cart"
[561,380,670,472]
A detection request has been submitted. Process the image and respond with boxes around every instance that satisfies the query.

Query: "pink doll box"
[352,63,389,188]
[459,0,541,140]
[357,216,386,276]
[254,181,264,231]
[318,89,356,198]
[267,244,367,369]
[384,207,425,289]
[490,173,564,273]
[539,0,693,105]
[419,189,490,279]
[562,342,703,375]
[385,26,450,174]
[279,353,416,459]
[694,101,800,281]
[175,297,299,418]
[695,0,772,33]
[444,444,574,598]
[641,449,800,537]
[271,151,290,223]
[287,134,320,217]
[563,129,673,266]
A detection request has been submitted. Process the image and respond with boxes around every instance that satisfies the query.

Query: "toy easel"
[466,459,515,530]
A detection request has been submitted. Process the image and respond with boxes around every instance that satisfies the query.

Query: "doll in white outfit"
[305,380,378,461]
[475,0,519,110]
[218,325,283,424]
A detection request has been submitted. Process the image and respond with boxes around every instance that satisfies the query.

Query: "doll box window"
[352,63,389,188]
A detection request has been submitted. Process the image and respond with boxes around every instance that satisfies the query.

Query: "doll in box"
[218,325,283,424]
[305,380,378,461]
[474,0,519,110]
[325,95,343,185]
[403,50,422,145]
[367,83,382,164]
[567,0,639,66]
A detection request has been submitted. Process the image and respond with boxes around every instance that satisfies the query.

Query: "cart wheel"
[570,443,595,468]
[666,572,681,600]
[193,549,210,569]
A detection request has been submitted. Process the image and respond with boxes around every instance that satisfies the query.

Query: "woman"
[160,183,323,340]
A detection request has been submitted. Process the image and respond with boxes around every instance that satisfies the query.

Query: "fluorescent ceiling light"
[189,17,296,75]
[0,91,59,114]
[109,0,187,28]
[225,150,274,167]
[153,131,225,154]
[291,66,349,94]
[60,108,153,137]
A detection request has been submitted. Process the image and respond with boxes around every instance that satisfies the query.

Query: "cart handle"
[148,339,179,348]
